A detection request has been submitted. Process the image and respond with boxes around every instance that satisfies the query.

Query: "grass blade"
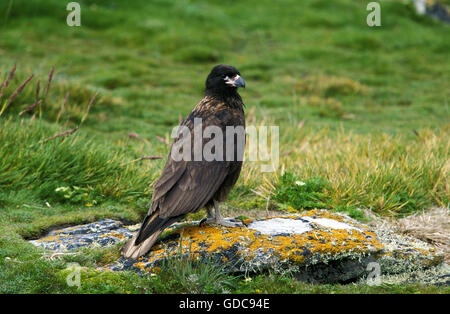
[0,73,33,116]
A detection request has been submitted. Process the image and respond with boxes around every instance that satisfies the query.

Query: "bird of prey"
[121,64,246,259]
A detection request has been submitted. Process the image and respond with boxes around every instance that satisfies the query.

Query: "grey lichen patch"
[29,219,133,251]
[376,229,444,272]
[358,262,450,286]
[360,228,448,285]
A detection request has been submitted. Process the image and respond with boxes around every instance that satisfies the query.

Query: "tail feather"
[121,211,183,259]
[121,230,164,260]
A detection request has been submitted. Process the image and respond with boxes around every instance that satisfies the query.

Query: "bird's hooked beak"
[224,74,245,88]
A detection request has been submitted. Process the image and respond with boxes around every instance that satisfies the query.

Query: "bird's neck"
[204,89,244,110]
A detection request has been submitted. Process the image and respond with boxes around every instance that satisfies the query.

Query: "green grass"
[0,0,449,293]
[0,118,154,205]
[273,174,330,211]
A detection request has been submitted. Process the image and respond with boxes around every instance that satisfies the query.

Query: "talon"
[199,218,208,227]
[236,217,248,227]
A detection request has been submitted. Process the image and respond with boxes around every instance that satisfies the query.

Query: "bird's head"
[205,64,245,97]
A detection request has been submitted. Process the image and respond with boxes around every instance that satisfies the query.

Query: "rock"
[425,1,450,23]
[29,210,446,284]
[412,0,450,23]
[364,229,447,285]
[114,210,384,284]
[375,229,443,270]
[29,219,133,251]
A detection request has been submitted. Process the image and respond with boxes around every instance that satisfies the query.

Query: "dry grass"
[42,127,79,142]
[367,207,450,263]
[243,125,449,216]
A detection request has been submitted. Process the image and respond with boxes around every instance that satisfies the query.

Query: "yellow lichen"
[134,210,383,269]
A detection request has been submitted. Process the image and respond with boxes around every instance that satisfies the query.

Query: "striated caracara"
[121,64,246,259]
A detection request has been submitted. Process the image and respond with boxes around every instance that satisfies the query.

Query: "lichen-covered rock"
[375,229,444,271]
[413,0,450,23]
[107,210,386,283]
[28,210,446,284]
[29,219,133,251]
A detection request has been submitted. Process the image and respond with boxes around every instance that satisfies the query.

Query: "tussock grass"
[244,126,449,217]
[295,74,368,97]
[0,118,154,207]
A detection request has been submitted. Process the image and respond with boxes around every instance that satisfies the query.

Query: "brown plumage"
[121,65,246,259]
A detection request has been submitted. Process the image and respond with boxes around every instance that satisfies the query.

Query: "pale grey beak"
[225,75,245,88]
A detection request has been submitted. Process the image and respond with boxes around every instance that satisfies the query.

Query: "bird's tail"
[121,210,181,259]
[120,229,163,260]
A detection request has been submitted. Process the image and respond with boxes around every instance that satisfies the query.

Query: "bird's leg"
[199,206,215,227]
[199,201,245,228]
[207,206,215,219]
[212,200,244,228]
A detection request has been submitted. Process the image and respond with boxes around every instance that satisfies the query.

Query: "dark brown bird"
[121,65,246,259]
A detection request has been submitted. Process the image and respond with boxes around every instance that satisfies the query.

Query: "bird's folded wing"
[147,97,238,219]
[158,160,230,218]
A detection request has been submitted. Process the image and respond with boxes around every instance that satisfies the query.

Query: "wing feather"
[158,161,230,218]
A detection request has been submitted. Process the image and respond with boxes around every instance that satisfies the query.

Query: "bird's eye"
[221,74,227,79]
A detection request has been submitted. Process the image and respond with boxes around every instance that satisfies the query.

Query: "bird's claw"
[199,218,208,227]
[198,217,246,228]
[235,217,248,227]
